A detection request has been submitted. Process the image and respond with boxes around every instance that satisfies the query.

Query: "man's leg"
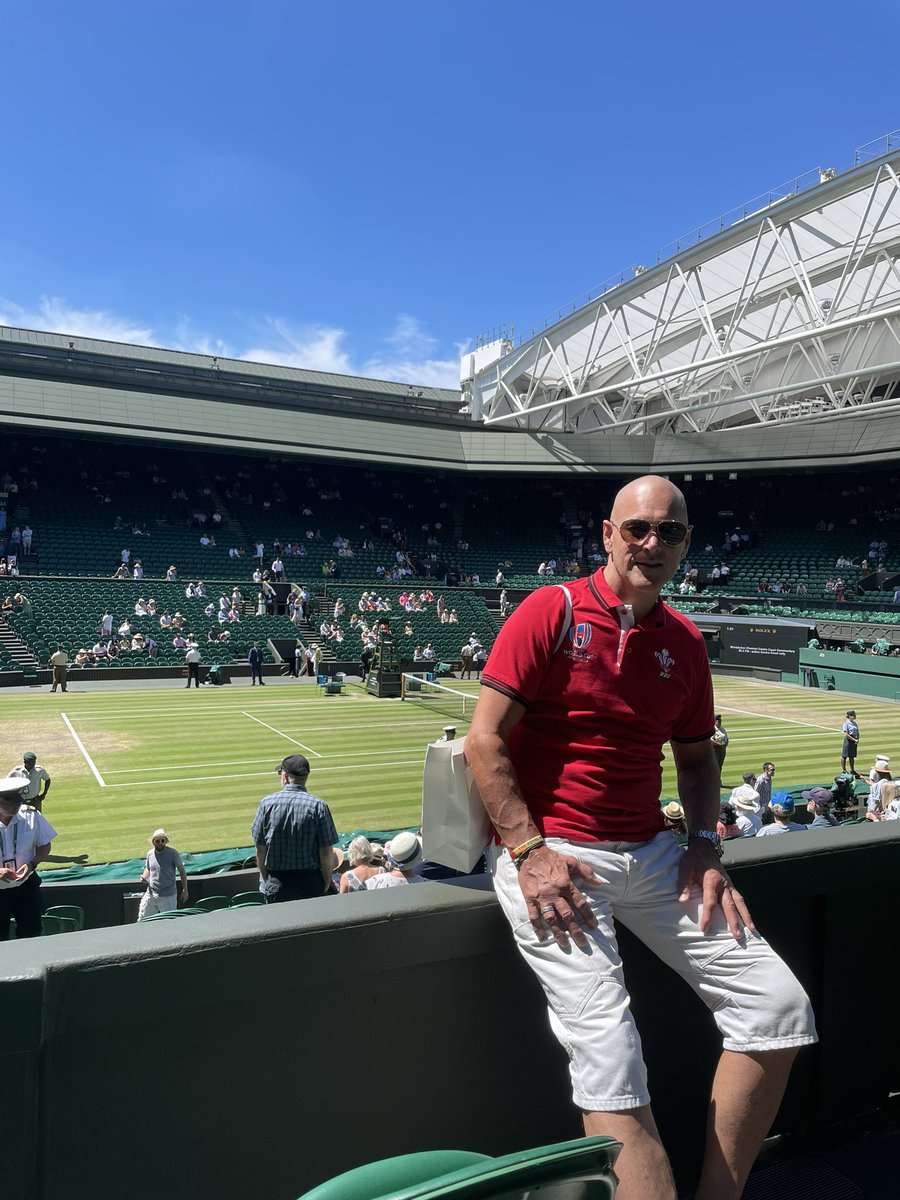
[694,1048,798,1200]
[584,1107,676,1200]
[12,875,44,938]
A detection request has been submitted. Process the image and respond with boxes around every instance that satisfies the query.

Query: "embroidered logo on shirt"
[654,648,675,680]
[563,622,595,662]
[570,623,593,650]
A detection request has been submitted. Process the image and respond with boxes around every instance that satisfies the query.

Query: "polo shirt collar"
[590,569,667,628]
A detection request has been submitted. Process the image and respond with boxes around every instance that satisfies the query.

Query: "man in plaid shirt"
[251,754,338,902]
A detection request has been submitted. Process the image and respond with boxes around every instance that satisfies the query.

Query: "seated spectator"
[756,794,807,835]
[364,833,425,889]
[339,837,385,893]
[74,649,91,667]
[118,619,132,637]
[661,801,686,838]
[717,802,740,840]
[159,611,174,628]
[730,785,763,836]
[803,787,840,828]
[867,761,895,820]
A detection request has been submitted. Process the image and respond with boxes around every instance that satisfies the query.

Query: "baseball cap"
[23,751,36,762]
[802,787,833,807]
[277,754,310,777]
[771,793,795,815]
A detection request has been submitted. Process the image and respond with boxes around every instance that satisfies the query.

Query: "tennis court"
[0,674,893,864]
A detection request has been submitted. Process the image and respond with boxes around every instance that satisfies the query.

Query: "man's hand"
[0,867,18,883]
[180,888,189,903]
[517,846,600,951]
[677,843,756,941]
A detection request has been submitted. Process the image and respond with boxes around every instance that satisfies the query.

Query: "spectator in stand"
[339,836,385,893]
[364,832,425,889]
[251,754,337,903]
[803,788,840,828]
[166,565,178,581]
[21,524,33,554]
[866,759,894,821]
[730,784,763,836]
[717,801,741,840]
[755,762,776,810]
[756,795,807,836]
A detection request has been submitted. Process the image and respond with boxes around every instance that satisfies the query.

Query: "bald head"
[609,476,688,526]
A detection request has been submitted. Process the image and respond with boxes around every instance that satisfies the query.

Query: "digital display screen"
[719,623,808,673]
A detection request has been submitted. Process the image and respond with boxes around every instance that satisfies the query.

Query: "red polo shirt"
[481,571,714,843]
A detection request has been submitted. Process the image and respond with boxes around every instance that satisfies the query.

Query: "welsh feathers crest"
[654,648,675,680]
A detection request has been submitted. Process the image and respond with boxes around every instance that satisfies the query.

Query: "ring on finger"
[539,905,555,916]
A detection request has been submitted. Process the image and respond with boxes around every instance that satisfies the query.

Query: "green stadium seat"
[296,1136,622,1200]
[194,895,231,912]
[43,905,85,930]
[230,892,265,906]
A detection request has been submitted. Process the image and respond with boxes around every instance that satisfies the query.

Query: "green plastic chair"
[41,913,79,935]
[44,904,85,930]
[140,907,208,921]
[230,892,265,906]
[194,895,231,912]
[296,1135,622,1200]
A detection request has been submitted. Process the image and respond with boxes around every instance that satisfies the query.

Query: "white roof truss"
[468,151,900,436]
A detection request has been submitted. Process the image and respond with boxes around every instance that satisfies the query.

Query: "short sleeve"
[35,813,58,844]
[317,803,338,847]
[481,586,569,707]
[669,632,715,743]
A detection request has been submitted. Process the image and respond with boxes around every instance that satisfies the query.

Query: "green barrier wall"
[2,825,898,1200]
[798,647,900,699]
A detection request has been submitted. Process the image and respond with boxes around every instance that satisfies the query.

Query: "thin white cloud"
[0,296,156,345]
[240,319,353,374]
[0,296,463,389]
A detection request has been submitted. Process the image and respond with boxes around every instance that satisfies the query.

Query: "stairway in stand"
[0,622,39,668]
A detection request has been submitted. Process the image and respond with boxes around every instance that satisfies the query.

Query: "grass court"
[0,675,892,865]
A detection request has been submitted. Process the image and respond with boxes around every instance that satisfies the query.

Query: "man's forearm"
[466,730,537,848]
[677,751,722,833]
[255,844,269,879]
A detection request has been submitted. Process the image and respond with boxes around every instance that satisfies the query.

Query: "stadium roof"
[464,131,900,445]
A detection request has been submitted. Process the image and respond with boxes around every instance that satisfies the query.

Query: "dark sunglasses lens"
[621,521,652,542]
[658,522,688,545]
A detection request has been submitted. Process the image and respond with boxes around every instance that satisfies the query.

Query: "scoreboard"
[719,623,809,673]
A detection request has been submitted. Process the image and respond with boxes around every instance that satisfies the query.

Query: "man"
[710,715,728,780]
[755,795,807,835]
[249,642,265,685]
[755,762,776,809]
[49,644,68,693]
[7,751,51,812]
[466,475,816,1200]
[0,776,57,940]
[459,640,474,679]
[802,787,840,828]
[251,754,337,902]
[138,829,189,919]
[185,645,202,688]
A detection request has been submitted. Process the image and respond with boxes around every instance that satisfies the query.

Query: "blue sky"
[1,0,898,387]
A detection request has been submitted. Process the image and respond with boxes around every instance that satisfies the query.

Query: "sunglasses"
[610,519,692,547]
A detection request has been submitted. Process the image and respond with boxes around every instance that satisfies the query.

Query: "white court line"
[103,746,427,774]
[725,731,837,742]
[242,712,322,757]
[105,758,426,788]
[61,713,107,788]
[717,704,843,733]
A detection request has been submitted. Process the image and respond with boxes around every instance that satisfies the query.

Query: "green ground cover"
[0,676,893,866]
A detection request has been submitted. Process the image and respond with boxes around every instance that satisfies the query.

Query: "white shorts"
[493,832,817,1112]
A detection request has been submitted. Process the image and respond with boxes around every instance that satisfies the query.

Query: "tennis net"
[400,673,477,725]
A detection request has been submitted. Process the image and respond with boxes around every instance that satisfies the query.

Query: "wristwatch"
[688,829,724,858]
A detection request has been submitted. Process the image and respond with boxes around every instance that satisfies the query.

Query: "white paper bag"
[421,736,491,873]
